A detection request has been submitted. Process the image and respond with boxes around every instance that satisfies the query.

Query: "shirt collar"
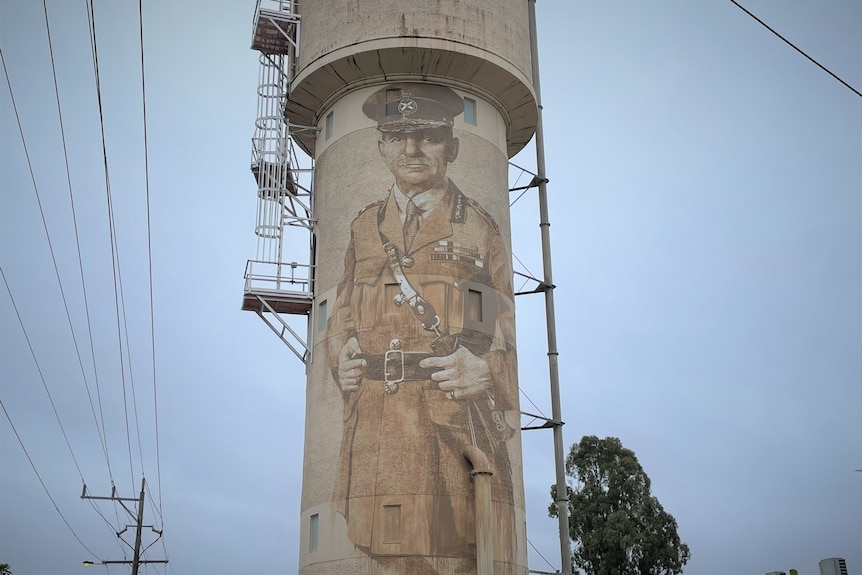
[392,180,448,223]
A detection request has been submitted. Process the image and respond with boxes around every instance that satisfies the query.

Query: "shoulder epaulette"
[356,200,386,218]
[447,181,501,232]
[464,196,500,233]
[357,199,385,217]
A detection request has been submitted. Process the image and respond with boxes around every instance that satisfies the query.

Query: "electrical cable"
[137,16,172,575]
[1,266,86,481]
[39,0,116,486]
[83,0,138,491]
[1,42,112,490]
[137,0,166,528]
[79,0,126,535]
[1,399,101,558]
[1,52,127,538]
[87,497,126,549]
[115,272,147,476]
[729,0,862,98]
[136,3,171,568]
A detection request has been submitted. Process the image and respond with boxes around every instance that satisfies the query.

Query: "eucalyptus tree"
[550,435,691,575]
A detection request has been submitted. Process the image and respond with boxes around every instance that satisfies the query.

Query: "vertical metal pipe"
[464,445,495,575]
[474,471,494,575]
[527,1,573,574]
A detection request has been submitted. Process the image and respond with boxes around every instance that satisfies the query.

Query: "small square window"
[310,514,319,551]
[318,300,328,331]
[463,98,476,125]
[466,289,483,322]
[325,111,334,140]
[382,504,401,544]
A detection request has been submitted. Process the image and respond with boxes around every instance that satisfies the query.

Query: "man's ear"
[447,137,460,163]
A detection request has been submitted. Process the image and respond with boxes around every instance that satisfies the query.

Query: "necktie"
[403,200,421,251]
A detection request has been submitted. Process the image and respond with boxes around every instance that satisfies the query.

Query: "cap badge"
[398,97,417,117]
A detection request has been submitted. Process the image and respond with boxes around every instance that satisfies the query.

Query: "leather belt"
[357,351,438,384]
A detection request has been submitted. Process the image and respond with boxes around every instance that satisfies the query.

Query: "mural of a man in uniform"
[326,83,519,570]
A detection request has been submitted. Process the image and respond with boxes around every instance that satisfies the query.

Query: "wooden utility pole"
[81,478,168,572]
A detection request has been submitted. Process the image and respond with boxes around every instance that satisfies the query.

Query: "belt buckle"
[383,349,404,394]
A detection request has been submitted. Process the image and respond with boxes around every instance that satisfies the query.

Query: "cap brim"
[378,119,451,132]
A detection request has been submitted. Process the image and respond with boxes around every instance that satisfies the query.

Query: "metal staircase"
[242,0,318,363]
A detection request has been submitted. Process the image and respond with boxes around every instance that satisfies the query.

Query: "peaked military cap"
[363,83,464,132]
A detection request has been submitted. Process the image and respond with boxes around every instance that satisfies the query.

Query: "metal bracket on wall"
[248,294,311,364]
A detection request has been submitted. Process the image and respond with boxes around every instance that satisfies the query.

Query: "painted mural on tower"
[321,83,522,571]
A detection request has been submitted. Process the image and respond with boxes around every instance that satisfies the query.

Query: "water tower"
[242,2,567,574]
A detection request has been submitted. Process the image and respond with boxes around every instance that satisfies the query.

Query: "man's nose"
[404,136,420,155]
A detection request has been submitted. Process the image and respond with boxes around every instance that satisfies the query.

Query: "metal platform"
[241,289,311,315]
[242,260,313,362]
[251,0,299,55]
[251,160,298,197]
[242,259,312,314]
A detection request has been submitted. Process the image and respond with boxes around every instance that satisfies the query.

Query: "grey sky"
[1,1,860,575]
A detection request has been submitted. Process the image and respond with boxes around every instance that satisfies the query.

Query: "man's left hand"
[420,347,491,400]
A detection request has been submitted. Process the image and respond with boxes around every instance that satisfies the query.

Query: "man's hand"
[420,346,491,400]
[337,337,366,392]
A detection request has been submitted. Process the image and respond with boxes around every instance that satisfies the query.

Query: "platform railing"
[244,259,312,295]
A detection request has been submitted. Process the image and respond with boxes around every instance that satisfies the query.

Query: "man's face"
[377,128,459,196]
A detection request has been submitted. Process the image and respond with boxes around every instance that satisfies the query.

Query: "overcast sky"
[1,1,860,574]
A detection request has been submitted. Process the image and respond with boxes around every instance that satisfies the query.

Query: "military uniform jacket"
[326,181,520,558]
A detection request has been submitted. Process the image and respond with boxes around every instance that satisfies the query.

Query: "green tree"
[0,563,11,575]
[549,435,691,575]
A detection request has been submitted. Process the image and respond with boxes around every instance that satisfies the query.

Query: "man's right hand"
[337,336,366,392]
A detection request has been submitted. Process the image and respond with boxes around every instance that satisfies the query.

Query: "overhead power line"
[3,43,123,487]
[1,399,101,558]
[1,266,86,481]
[136,0,166,528]
[39,0,116,486]
[729,0,862,99]
[84,0,138,490]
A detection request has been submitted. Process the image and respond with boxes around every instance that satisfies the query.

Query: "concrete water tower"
[243,2,557,574]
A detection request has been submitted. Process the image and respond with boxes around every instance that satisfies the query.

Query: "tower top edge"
[286,41,538,158]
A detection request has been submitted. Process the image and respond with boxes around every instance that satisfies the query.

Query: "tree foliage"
[550,436,691,575]
[0,563,11,575]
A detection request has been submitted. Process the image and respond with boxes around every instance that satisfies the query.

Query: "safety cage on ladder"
[242,0,318,364]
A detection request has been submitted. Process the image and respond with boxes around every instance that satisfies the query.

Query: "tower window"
[318,300,328,331]
[382,504,401,543]
[325,111,334,140]
[463,98,477,125]
[466,289,483,322]
[310,513,319,551]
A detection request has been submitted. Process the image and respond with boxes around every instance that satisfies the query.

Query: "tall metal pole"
[81,479,167,570]
[131,477,146,575]
[528,1,573,573]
